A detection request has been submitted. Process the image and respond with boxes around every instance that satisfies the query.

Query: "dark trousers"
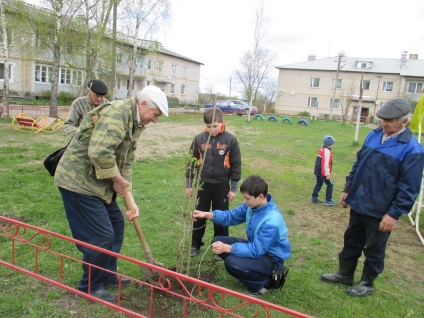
[192,182,229,248]
[312,176,333,201]
[340,209,390,275]
[59,187,125,292]
[212,236,276,292]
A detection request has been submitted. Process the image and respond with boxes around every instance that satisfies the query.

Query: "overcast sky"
[25,0,424,98]
[158,0,424,97]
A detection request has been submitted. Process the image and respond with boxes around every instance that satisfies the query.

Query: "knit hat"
[87,79,108,95]
[377,98,411,119]
[142,85,169,117]
[324,135,335,147]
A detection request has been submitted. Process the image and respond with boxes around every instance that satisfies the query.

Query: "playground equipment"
[253,114,264,120]
[268,116,278,122]
[282,117,292,124]
[297,119,309,126]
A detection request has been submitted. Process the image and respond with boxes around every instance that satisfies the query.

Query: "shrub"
[298,111,310,117]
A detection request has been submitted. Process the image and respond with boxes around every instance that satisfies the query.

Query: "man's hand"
[124,191,139,222]
[379,214,397,232]
[112,175,129,197]
[340,192,349,208]
[227,191,236,201]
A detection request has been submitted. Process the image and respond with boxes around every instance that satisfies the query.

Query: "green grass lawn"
[0,114,423,317]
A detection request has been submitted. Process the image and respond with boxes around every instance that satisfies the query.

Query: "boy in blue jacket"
[192,175,291,296]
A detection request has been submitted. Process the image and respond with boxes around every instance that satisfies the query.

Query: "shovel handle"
[124,195,164,267]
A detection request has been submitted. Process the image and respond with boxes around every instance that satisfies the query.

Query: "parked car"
[205,100,258,115]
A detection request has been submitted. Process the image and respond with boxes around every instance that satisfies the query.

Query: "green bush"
[58,91,75,103]
[298,111,310,117]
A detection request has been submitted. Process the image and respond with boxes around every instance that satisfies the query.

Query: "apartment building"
[1,2,203,104]
[275,52,424,122]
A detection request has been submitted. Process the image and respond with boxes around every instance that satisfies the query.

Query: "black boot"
[321,256,357,286]
[347,267,377,297]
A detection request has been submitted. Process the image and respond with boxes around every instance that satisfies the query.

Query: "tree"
[119,0,170,98]
[0,0,10,117]
[17,0,86,117]
[234,0,277,104]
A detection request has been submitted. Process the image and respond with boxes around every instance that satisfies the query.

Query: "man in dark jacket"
[185,107,242,258]
[321,97,424,297]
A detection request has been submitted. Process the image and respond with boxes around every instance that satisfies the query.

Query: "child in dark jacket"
[311,135,336,206]
[185,107,242,258]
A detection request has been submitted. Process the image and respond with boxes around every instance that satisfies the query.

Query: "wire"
[190,244,213,296]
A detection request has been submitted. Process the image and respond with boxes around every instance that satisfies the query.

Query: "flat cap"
[88,79,108,95]
[377,98,411,119]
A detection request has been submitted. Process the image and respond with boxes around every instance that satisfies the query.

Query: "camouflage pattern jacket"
[54,98,143,203]
[63,95,109,137]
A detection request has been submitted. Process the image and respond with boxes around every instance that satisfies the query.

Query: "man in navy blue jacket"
[321,98,424,297]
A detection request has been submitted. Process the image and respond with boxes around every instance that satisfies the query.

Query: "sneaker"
[101,277,131,290]
[190,246,200,257]
[245,287,271,296]
[324,200,336,206]
[75,288,118,303]
[214,254,223,262]
[310,197,322,203]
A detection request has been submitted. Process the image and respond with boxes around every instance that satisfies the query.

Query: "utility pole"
[229,77,232,98]
[330,51,345,120]
[354,72,364,142]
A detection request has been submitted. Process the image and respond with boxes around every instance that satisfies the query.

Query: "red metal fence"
[0,216,312,318]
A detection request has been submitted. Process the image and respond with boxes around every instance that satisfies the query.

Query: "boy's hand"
[191,210,212,221]
[185,188,193,198]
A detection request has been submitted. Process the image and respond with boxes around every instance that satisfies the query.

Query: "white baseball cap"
[142,86,169,117]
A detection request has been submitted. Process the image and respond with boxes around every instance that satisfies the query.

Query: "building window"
[330,99,340,108]
[0,63,13,82]
[147,59,152,70]
[116,53,123,63]
[172,64,177,75]
[35,64,52,83]
[60,68,71,84]
[182,67,187,77]
[307,97,318,107]
[71,70,83,86]
[170,84,175,94]
[310,78,320,88]
[332,79,342,89]
[157,62,163,72]
[408,82,423,93]
[361,80,370,91]
[181,84,186,95]
[382,81,394,92]
[356,62,372,69]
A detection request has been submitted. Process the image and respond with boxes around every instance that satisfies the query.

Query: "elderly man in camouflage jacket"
[63,79,109,137]
[54,86,168,303]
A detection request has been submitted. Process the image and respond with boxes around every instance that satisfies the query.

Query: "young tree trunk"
[0,1,10,117]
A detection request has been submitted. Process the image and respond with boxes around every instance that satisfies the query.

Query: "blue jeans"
[340,209,390,275]
[59,187,125,292]
[312,176,333,201]
[212,236,277,292]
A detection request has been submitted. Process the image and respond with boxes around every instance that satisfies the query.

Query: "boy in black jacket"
[185,107,242,258]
